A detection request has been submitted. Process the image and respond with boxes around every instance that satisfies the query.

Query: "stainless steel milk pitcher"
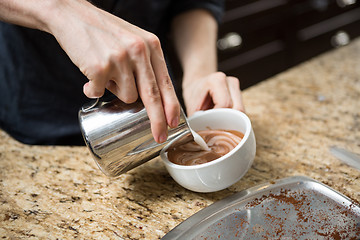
[79,98,191,177]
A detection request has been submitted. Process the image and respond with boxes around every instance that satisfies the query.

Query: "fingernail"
[171,116,180,128]
[159,133,168,143]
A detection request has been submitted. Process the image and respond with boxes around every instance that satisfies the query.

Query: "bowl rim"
[160,108,252,170]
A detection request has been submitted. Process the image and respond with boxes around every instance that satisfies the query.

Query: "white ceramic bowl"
[160,108,256,193]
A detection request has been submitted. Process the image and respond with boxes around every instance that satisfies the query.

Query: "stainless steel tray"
[162,176,360,239]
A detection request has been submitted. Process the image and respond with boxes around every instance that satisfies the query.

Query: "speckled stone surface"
[1,38,360,239]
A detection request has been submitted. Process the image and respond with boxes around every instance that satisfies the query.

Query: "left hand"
[182,72,245,116]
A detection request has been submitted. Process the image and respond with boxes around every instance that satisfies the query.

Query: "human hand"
[48,0,179,143]
[182,72,245,116]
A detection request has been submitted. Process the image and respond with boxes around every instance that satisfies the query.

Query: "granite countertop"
[1,38,360,239]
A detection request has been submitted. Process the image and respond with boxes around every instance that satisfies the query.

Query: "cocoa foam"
[167,129,244,166]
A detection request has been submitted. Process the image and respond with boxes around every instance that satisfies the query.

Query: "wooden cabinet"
[218,0,360,89]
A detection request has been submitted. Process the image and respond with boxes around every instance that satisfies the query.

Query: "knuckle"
[129,38,146,55]
[111,49,128,63]
[228,75,239,83]
[228,76,240,87]
[146,84,161,103]
[83,61,109,81]
[160,74,173,89]
[213,71,227,80]
[209,72,227,86]
[85,86,104,98]
[122,93,138,104]
[146,33,161,49]
[217,76,228,86]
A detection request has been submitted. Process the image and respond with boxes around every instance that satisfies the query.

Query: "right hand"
[47,0,180,143]
[182,72,245,116]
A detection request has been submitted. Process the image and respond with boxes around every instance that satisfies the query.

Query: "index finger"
[131,48,168,144]
[227,76,245,112]
[148,38,180,128]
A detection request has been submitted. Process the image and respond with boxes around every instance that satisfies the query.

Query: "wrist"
[0,0,63,33]
[38,0,65,33]
[180,47,217,86]
[182,65,217,87]
[42,0,95,35]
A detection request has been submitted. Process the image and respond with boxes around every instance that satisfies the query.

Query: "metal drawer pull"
[336,0,357,7]
[331,31,350,47]
[217,32,242,50]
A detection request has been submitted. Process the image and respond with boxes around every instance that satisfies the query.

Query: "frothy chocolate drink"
[167,129,244,166]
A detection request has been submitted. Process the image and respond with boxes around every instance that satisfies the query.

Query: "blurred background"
[169,0,360,95]
[217,0,360,89]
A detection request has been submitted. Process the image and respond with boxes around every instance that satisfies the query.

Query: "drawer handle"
[217,32,242,51]
[336,0,357,7]
[331,31,350,47]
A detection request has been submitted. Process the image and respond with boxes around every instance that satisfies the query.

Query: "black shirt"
[0,0,223,145]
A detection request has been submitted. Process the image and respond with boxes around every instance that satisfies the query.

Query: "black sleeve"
[169,0,225,24]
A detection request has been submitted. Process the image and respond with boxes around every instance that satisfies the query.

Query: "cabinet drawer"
[222,0,288,22]
[296,7,360,41]
[218,0,289,61]
[290,0,360,30]
[217,24,285,62]
[220,51,288,89]
[216,0,360,89]
[218,40,288,89]
[293,9,360,63]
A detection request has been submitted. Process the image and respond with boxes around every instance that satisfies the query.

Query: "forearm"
[171,9,218,85]
[0,0,59,33]
[0,0,96,35]
[1,0,180,143]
